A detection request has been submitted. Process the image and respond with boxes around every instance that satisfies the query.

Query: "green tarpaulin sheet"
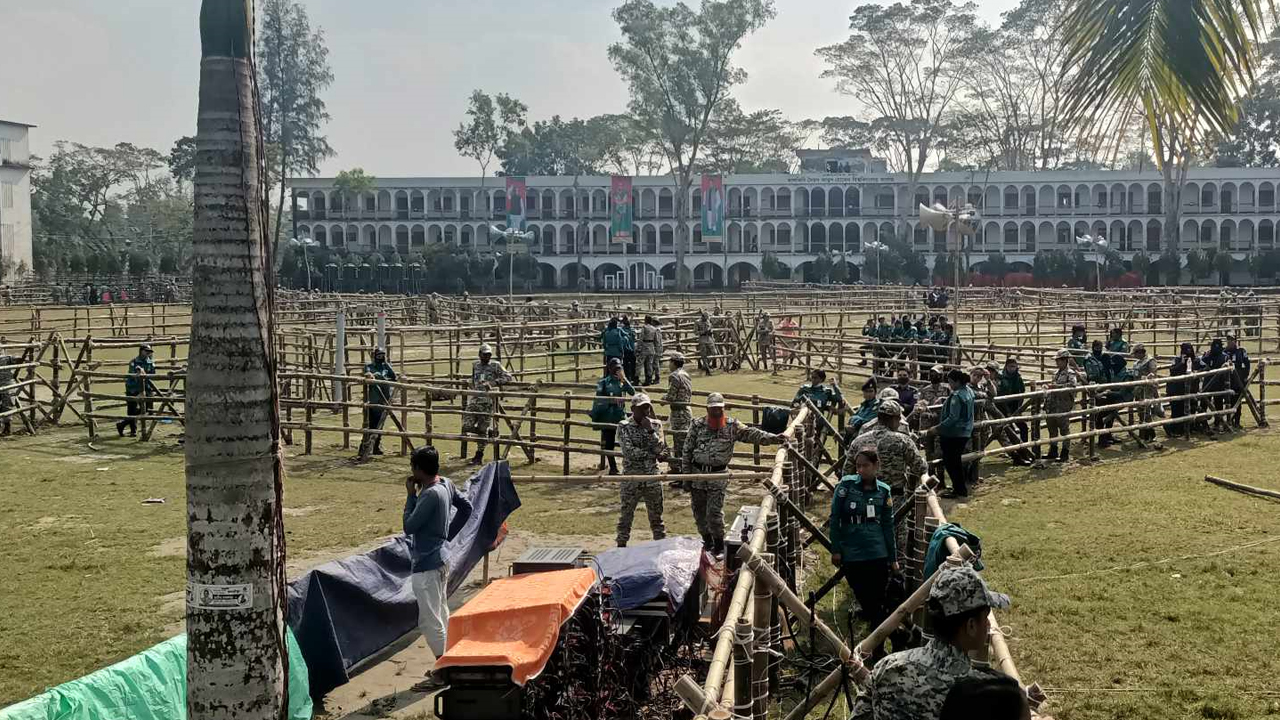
[0,630,311,720]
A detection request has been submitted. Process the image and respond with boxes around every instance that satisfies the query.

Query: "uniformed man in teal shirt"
[829,446,898,661]
[358,348,398,459]
[116,343,156,437]
[792,368,846,413]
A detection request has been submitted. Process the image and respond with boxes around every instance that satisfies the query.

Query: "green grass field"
[2,364,1279,720]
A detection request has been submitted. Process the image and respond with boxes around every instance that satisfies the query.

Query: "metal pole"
[376,310,387,352]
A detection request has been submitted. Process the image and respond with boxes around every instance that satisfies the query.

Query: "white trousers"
[411,565,450,658]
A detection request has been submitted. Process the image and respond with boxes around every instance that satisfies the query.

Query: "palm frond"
[1062,0,1273,161]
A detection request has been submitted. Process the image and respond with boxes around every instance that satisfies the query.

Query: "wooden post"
[732,616,753,719]
[751,552,771,720]
[84,371,97,440]
[751,394,761,466]
[304,377,314,455]
[562,392,572,474]
[341,375,351,449]
[530,392,539,462]
[399,385,410,456]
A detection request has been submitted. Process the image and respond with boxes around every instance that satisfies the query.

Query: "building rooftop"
[0,119,37,129]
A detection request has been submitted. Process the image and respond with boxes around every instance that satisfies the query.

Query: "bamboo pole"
[1204,474,1280,501]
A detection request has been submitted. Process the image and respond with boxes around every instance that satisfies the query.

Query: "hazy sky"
[7,0,1020,178]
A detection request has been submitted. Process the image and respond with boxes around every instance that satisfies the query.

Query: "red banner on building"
[506,177,527,231]
[701,175,724,238]
[610,176,633,243]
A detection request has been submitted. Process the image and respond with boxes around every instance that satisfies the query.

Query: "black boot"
[711,537,725,558]
[700,534,713,552]
[1046,447,1059,461]
[469,452,483,466]
[1058,446,1069,463]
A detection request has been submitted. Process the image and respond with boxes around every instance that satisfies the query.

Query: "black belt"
[693,463,727,473]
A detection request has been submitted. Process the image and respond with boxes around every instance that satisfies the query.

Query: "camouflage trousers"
[639,351,660,384]
[757,337,774,367]
[668,408,692,474]
[617,480,666,545]
[1045,414,1072,453]
[698,337,717,370]
[463,398,496,454]
[689,479,728,545]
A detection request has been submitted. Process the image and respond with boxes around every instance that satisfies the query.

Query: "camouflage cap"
[877,387,899,401]
[929,564,1010,617]
[706,392,726,408]
[1133,342,1147,352]
[479,343,493,355]
[668,351,685,362]
[631,392,653,408]
[877,399,903,417]
[1054,348,1071,359]
[139,343,154,352]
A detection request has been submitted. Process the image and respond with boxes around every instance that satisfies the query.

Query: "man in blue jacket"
[403,446,472,691]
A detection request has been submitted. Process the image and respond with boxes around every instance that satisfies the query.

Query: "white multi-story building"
[289,149,1280,289]
[0,120,35,281]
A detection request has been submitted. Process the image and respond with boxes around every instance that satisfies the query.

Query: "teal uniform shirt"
[829,475,896,562]
[601,327,627,357]
[1106,338,1130,374]
[364,360,397,405]
[592,375,635,424]
[1066,336,1088,361]
[1084,353,1110,384]
[875,323,893,341]
[794,382,844,411]
[849,398,880,434]
[903,326,919,342]
[622,326,636,353]
[125,355,156,395]
[938,385,974,437]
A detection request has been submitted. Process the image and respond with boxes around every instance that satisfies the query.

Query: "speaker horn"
[918,203,951,232]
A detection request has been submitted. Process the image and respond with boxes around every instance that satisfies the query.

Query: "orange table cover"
[434,568,597,685]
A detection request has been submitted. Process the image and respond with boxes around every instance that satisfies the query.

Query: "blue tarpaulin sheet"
[591,537,705,612]
[286,461,520,698]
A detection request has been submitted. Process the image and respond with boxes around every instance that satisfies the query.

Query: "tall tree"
[700,100,807,174]
[453,90,527,220]
[189,3,287,720]
[333,168,376,213]
[499,116,610,176]
[258,0,334,254]
[817,0,979,234]
[609,0,776,291]
[169,136,199,188]
[1062,0,1271,253]
[1216,32,1280,167]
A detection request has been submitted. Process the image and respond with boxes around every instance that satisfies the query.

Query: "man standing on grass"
[664,352,694,477]
[116,343,155,438]
[683,392,786,557]
[403,446,472,693]
[696,309,717,375]
[357,347,397,460]
[615,393,669,547]
[0,351,18,436]
[462,344,512,465]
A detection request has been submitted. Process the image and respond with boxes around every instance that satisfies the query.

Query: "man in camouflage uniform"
[850,400,928,566]
[637,316,662,386]
[850,564,1012,720]
[462,344,513,465]
[426,293,441,324]
[615,393,669,547]
[0,351,18,436]
[695,309,717,375]
[664,352,694,476]
[1044,348,1081,462]
[567,300,584,349]
[1130,342,1161,444]
[910,365,950,463]
[755,310,775,370]
[682,392,786,556]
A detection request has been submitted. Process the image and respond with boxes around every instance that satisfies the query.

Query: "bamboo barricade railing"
[691,405,812,719]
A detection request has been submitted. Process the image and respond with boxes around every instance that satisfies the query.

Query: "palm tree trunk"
[189,3,287,720]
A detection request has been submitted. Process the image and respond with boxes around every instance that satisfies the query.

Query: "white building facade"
[0,120,35,280]
[289,161,1280,289]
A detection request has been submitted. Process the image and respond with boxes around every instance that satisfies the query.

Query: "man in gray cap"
[910,364,950,462]
[682,392,786,557]
[755,310,775,370]
[663,352,694,475]
[615,393,669,547]
[850,399,928,566]
[850,563,1011,720]
[461,343,512,465]
[117,343,156,437]
[1044,348,1081,463]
